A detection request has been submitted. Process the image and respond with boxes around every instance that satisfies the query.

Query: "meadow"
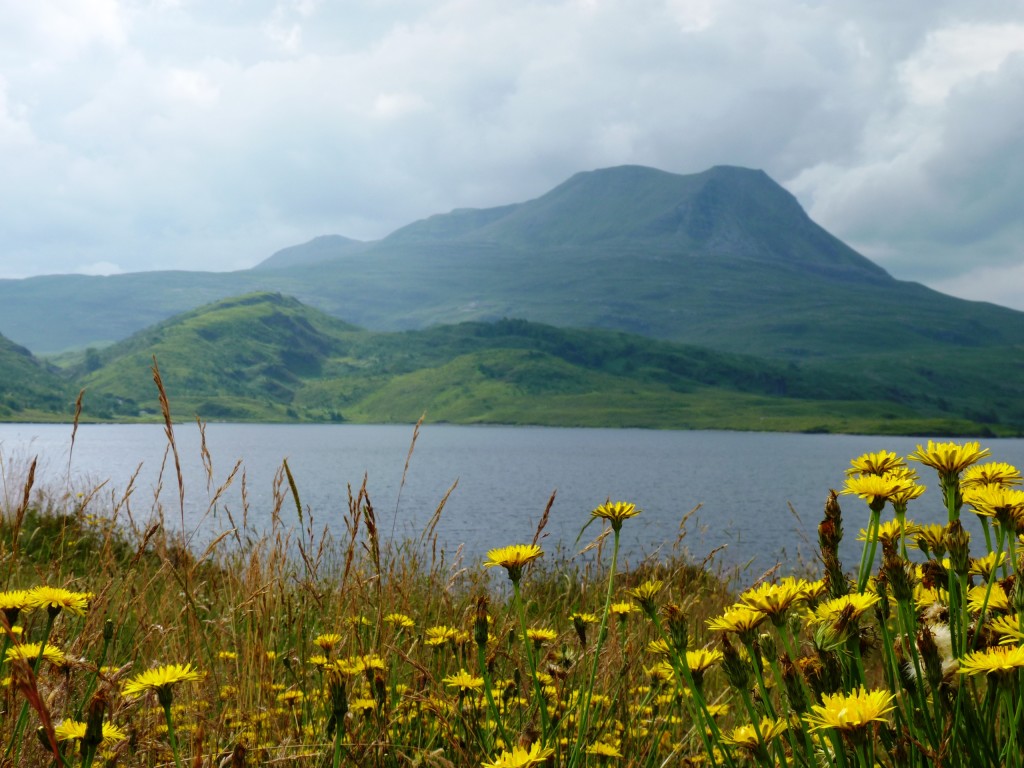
[1,423,1022,767]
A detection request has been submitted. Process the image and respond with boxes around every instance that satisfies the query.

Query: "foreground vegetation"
[2,425,1024,766]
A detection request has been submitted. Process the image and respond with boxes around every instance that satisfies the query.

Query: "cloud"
[75,260,123,276]
[0,0,1022,312]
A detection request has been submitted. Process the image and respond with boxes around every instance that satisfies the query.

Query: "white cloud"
[0,0,1023,310]
[76,260,124,276]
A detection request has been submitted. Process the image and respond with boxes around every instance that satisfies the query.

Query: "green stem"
[162,699,185,768]
[856,507,882,594]
[569,527,620,766]
[512,581,550,744]
[476,640,508,750]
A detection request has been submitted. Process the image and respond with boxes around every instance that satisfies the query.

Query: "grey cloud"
[1,0,1024,312]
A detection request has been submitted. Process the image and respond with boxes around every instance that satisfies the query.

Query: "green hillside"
[0,333,71,418]
[56,292,1003,435]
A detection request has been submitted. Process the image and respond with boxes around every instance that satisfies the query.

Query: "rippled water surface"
[2,423,1020,576]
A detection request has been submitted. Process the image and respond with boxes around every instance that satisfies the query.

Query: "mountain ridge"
[0,163,1020,366]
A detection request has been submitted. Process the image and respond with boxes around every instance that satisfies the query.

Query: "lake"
[1,423,1020,578]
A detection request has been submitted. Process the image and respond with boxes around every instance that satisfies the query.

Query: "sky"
[2,1,1024,309]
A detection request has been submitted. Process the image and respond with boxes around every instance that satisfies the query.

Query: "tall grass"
[1,419,1021,766]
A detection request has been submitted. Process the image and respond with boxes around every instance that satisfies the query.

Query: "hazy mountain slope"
[254,235,365,270]
[3,164,1024,366]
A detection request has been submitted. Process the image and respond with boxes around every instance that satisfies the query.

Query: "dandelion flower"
[857,519,922,546]
[627,580,663,614]
[122,663,203,701]
[842,473,916,508]
[707,605,768,635]
[442,669,484,692]
[608,602,637,618]
[686,648,724,674]
[909,441,990,478]
[425,625,459,646]
[384,613,415,629]
[967,583,1010,614]
[959,645,1024,676]
[0,590,32,624]
[25,586,89,617]
[484,544,543,583]
[5,642,65,666]
[969,551,1007,579]
[585,742,623,758]
[591,501,641,531]
[806,687,895,733]
[961,462,1022,489]
[481,742,554,768]
[988,614,1024,645]
[314,633,343,651]
[721,717,788,752]
[814,593,880,624]
[526,628,558,647]
[739,578,808,620]
[963,485,1024,529]
[54,719,128,744]
[847,450,905,477]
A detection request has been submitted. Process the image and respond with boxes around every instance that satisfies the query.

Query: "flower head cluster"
[963,485,1024,531]
[846,450,905,477]
[959,645,1024,676]
[909,441,990,479]
[484,544,543,583]
[442,669,484,692]
[591,501,641,531]
[739,578,809,621]
[707,605,768,636]
[806,687,896,733]
[55,719,128,745]
[481,743,554,768]
[5,642,66,667]
[721,716,788,752]
[842,473,920,511]
[25,586,91,617]
[962,462,1022,489]
[122,663,203,706]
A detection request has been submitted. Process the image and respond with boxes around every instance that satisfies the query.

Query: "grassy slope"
[62,293,1004,435]
[0,333,71,418]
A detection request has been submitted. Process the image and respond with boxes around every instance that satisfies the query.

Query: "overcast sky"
[3,1,1024,309]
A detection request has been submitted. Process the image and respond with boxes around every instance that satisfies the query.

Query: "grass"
[1,389,1024,766]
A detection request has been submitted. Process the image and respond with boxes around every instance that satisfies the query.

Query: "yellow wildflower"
[806,687,895,732]
[54,719,128,744]
[481,742,554,768]
[908,440,990,477]
[484,544,543,583]
[959,645,1024,676]
[122,663,203,700]
[26,586,90,617]
[721,716,788,751]
[591,501,641,531]
[961,462,1022,489]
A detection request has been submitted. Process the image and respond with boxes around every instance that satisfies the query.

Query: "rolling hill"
[0,333,71,418]
[59,292,1004,435]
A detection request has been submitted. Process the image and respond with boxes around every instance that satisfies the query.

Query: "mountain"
[4,164,1023,362]
[67,292,997,434]
[255,234,364,270]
